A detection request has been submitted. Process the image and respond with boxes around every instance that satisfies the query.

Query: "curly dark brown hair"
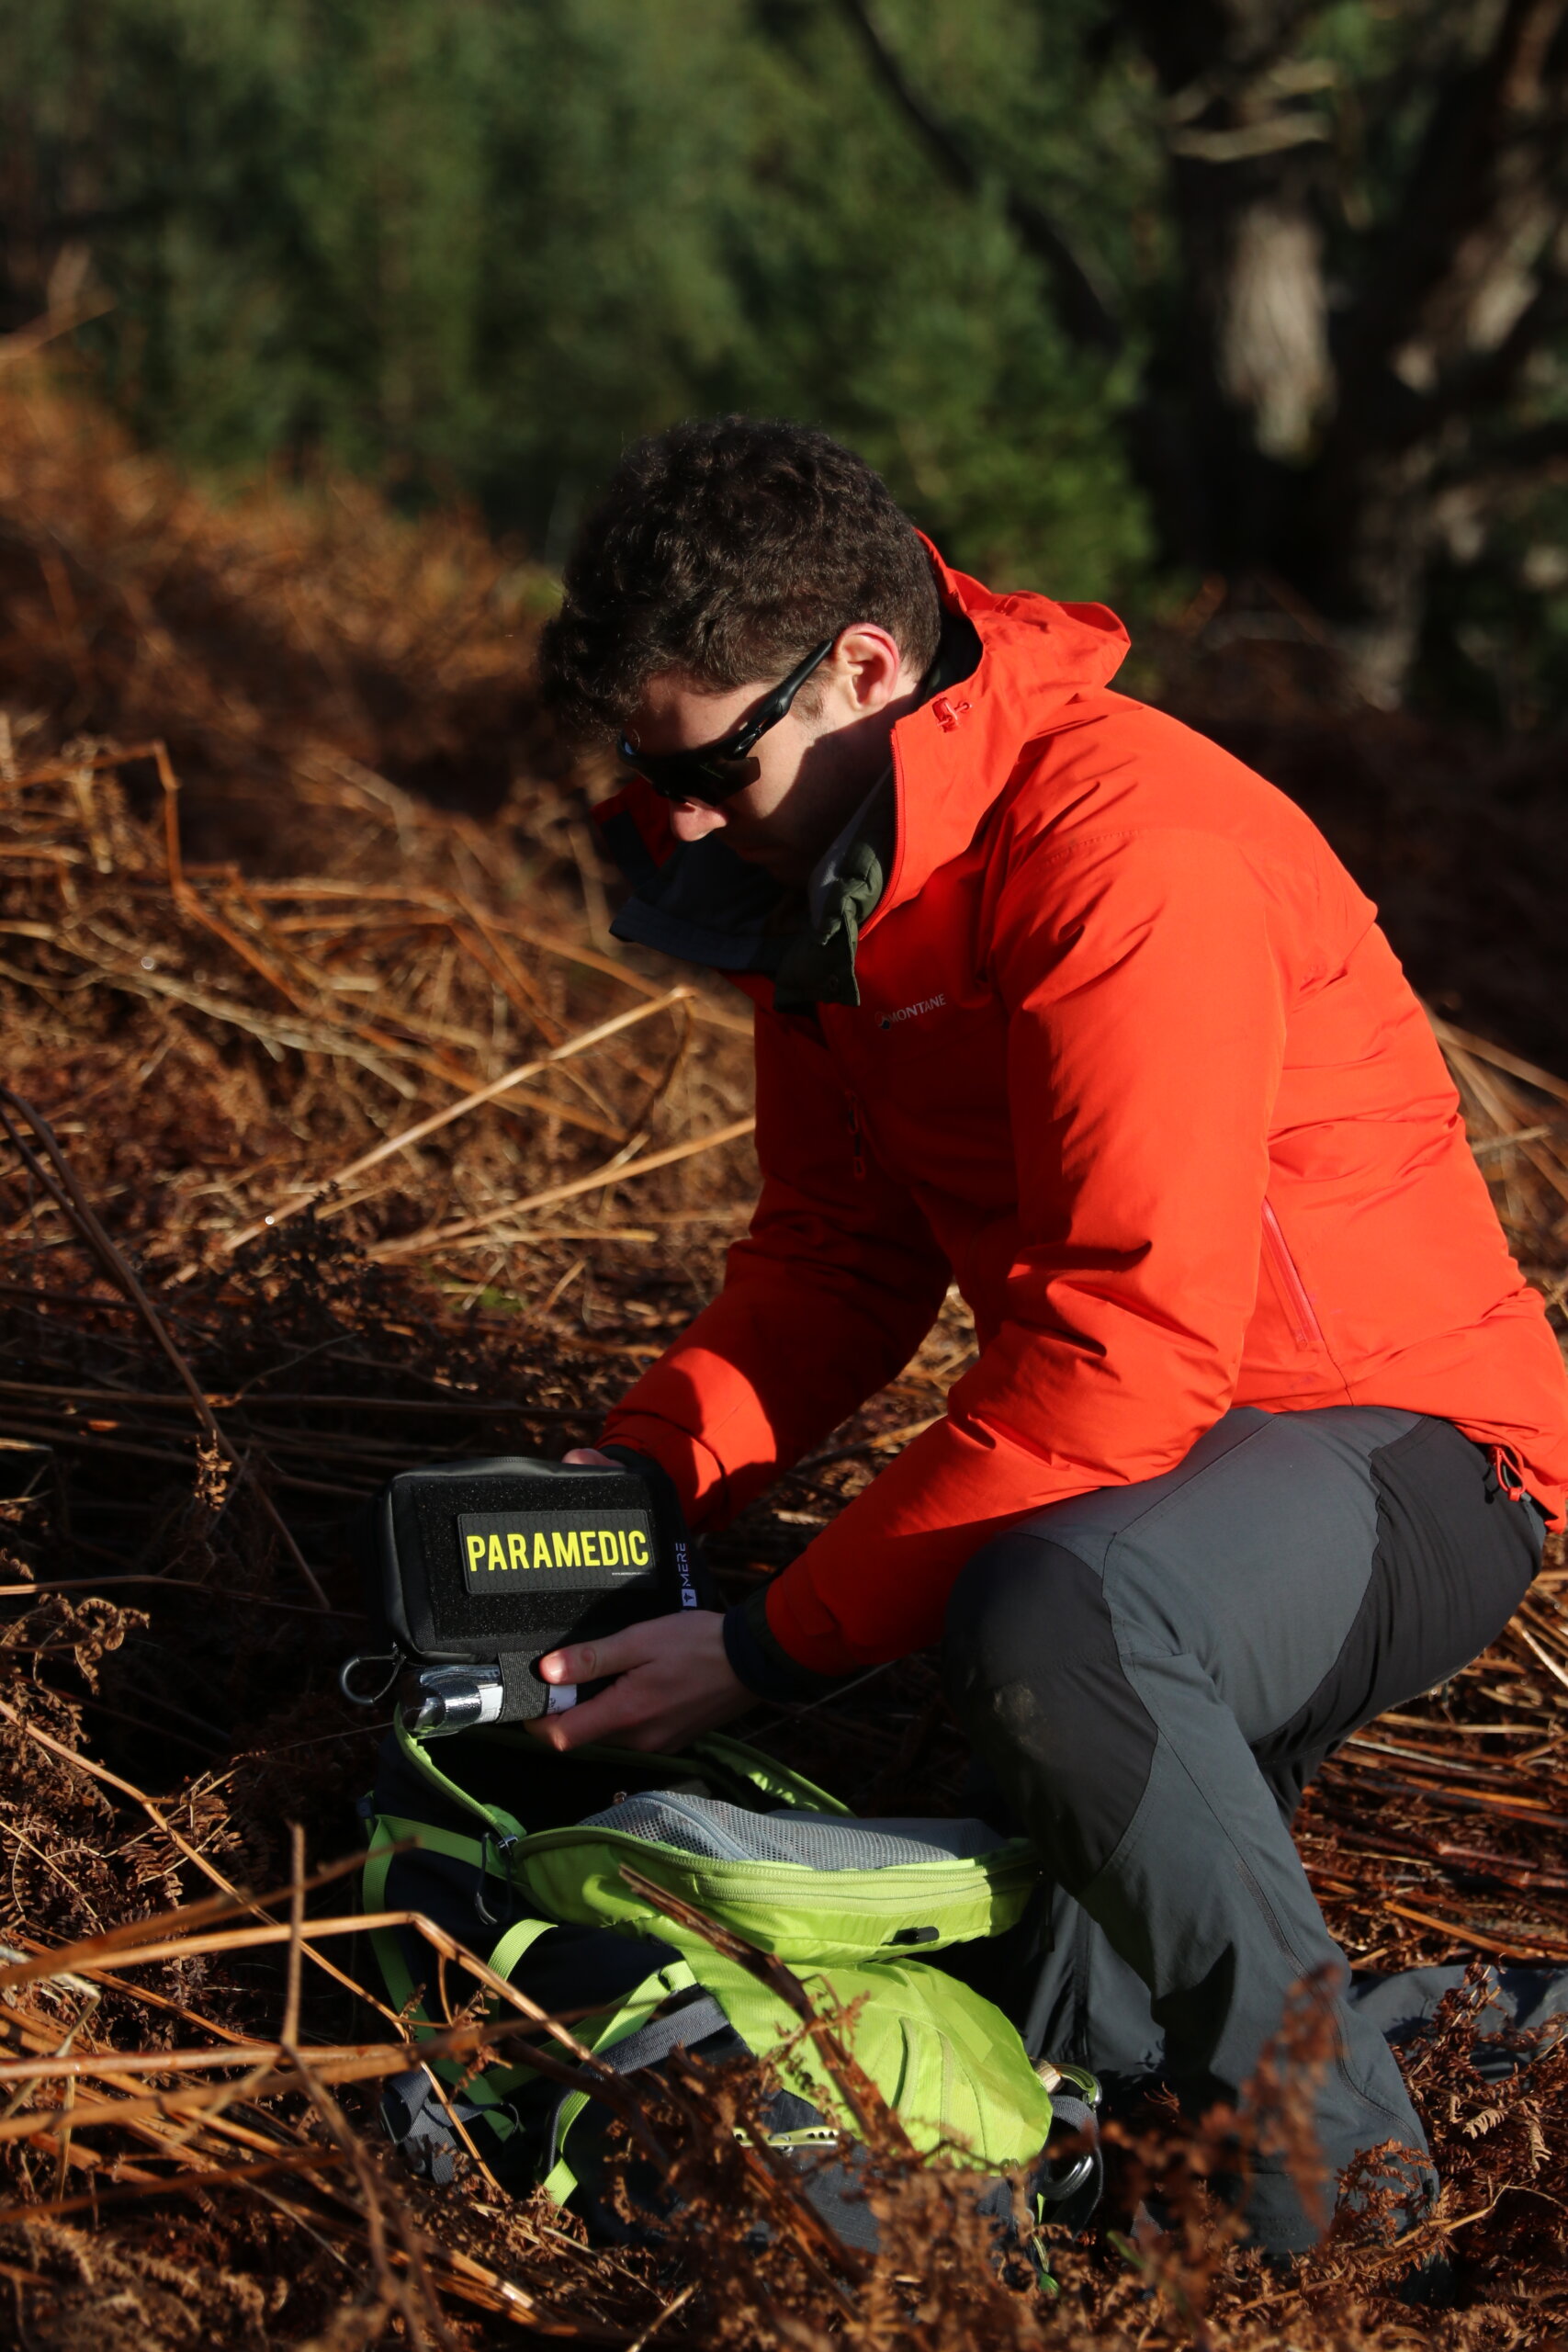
[536,416,942,742]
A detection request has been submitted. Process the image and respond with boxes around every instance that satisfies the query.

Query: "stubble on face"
[623,631,921,884]
[625,673,848,882]
[713,751,848,882]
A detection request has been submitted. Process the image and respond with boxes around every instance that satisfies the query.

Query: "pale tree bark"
[1216,200,1332,463]
[1121,0,1339,501]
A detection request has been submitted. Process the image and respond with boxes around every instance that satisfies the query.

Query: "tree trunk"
[1122,0,1568,701]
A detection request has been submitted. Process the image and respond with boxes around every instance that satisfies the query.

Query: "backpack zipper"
[519,1830,1040,1913]
[1260,1201,1325,1352]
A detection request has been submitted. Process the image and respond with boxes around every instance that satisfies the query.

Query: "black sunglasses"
[617,638,837,805]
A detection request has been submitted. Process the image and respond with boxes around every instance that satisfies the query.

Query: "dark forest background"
[4,0,1568,727]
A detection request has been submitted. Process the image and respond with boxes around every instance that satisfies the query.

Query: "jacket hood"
[878,539,1131,921]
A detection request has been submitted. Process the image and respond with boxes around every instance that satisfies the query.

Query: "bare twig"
[224,984,694,1250]
[281,1820,306,2051]
[0,1089,330,1607]
[376,1114,757,1259]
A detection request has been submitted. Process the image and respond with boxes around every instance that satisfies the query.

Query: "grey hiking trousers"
[942,1406,1546,2251]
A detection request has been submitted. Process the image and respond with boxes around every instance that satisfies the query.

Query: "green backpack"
[361,1713,1100,2250]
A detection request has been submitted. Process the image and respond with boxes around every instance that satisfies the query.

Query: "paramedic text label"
[456,1509,656,1596]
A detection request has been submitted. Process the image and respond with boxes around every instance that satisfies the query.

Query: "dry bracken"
[0,358,1566,2346]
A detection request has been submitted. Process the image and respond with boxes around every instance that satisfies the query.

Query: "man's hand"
[533,1446,747,1751]
[525,1608,749,1753]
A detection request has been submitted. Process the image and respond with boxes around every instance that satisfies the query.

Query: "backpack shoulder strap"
[485,1914,555,1982]
[540,1986,733,2204]
[591,1992,731,2078]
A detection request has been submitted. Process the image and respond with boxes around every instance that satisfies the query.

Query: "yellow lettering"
[507,1532,526,1571]
[627,1528,649,1566]
[533,1532,551,1569]
[487,1533,506,1574]
[466,1533,487,1572]
[552,1530,581,1567]
[581,1530,598,1566]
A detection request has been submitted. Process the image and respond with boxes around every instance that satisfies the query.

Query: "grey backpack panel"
[575,1791,1010,1870]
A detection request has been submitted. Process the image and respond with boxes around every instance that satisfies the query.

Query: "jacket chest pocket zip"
[1260,1201,1326,1352]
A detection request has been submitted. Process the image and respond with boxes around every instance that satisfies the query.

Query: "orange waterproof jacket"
[598,548,1568,1679]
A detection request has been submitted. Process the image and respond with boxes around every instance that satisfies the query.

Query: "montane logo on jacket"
[880,994,947,1029]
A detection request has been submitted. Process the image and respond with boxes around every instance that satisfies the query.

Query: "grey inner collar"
[807,767,892,933]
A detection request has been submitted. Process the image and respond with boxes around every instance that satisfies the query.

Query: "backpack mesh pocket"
[576,1792,1010,1871]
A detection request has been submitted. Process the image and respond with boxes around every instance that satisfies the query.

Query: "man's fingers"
[538,1636,626,1685]
[526,1673,652,1752]
[522,1612,744,1755]
[539,1611,700,1684]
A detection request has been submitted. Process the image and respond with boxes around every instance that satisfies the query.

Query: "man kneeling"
[528,416,1566,2252]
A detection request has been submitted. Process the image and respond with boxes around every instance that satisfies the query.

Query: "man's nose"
[669,801,728,842]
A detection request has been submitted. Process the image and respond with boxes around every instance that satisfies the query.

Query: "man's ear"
[829,624,911,714]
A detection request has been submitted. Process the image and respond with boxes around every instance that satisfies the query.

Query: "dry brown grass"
[0,356,1566,2346]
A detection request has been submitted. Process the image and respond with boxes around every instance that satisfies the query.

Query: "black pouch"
[343,1450,706,1729]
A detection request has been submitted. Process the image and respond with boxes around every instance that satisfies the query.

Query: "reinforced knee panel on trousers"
[360,1714,1100,2238]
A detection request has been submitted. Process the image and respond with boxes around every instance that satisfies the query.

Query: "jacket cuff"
[598,1445,717,1611]
[722,1583,853,1704]
[596,1409,730,1529]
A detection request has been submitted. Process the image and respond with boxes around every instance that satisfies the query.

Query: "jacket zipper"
[1260,1201,1325,1352]
[844,1089,866,1181]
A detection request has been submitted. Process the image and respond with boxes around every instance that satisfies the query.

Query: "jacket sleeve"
[600,1001,953,1527]
[760,824,1293,1675]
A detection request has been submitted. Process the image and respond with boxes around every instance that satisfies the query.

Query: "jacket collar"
[874,539,1131,927]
